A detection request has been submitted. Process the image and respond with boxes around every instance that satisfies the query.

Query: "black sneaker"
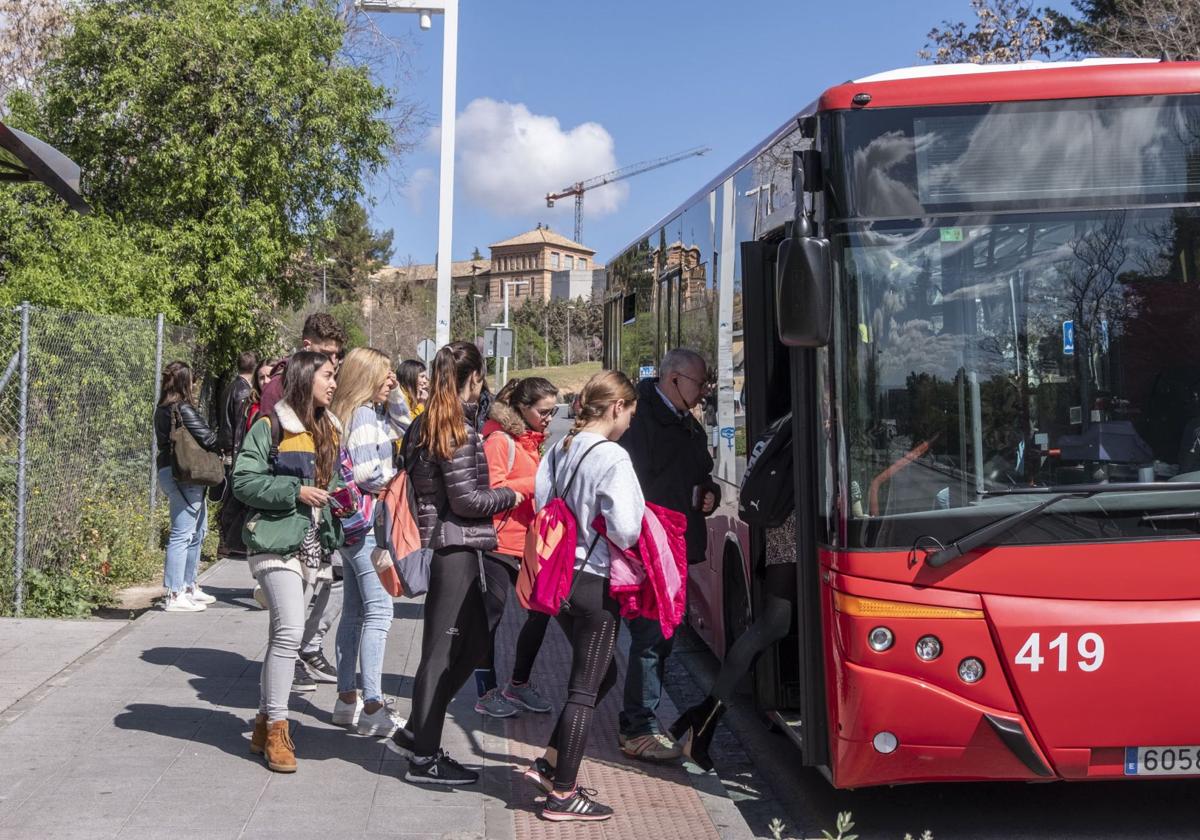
[291,660,316,693]
[301,651,337,683]
[540,787,613,822]
[386,727,415,760]
[523,757,556,794]
[404,750,479,786]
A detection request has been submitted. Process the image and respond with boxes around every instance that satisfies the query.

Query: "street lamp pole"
[502,279,528,386]
[354,0,457,347]
[471,293,482,346]
[566,304,575,366]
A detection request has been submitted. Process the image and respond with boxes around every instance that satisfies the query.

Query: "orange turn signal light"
[833,592,983,620]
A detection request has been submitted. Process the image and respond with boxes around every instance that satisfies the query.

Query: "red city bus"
[603,59,1200,787]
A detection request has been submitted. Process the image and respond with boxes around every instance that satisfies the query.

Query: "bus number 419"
[1014,632,1105,672]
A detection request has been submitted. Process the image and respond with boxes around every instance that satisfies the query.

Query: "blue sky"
[364,0,1076,267]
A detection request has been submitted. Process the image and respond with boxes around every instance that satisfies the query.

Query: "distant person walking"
[154,361,220,613]
[328,348,407,737]
[235,351,346,774]
[524,370,644,822]
[217,351,258,557]
[386,341,521,786]
[618,348,719,761]
[473,377,559,718]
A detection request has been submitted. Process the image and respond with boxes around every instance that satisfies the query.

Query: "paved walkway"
[0,560,753,840]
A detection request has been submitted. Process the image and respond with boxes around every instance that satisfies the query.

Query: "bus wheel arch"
[722,537,753,657]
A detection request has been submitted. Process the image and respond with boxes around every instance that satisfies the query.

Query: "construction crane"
[546,145,710,244]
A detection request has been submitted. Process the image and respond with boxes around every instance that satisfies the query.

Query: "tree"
[471,246,483,260]
[3,0,398,367]
[919,0,1065,63]
[321,200,394,303]
[0,0,67,109]
[1050,0,1200,60]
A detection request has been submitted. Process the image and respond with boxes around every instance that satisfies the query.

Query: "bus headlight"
[915,635,942,661]
[958,657,985,683]
[868,626,894,652]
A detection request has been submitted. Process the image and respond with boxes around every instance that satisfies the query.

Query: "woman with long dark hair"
[396,358,429,421]
[234,351,346,774]
[473,376,559,718]
[386,341,521,785]
[153,360,219,612]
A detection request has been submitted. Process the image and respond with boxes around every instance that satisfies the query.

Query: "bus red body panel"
[817,62,1200,113]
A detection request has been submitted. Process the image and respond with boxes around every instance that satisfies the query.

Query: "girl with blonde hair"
[328,347,407,737]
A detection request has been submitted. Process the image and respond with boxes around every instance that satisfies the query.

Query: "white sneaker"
[357,700,405,737]
[186,584,216,605]
[332,695,364,727]
[163,591,206,613]
[252,585,267,610]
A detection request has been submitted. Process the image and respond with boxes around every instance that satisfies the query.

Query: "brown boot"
[264,719,297,773]
[250,714,268,755]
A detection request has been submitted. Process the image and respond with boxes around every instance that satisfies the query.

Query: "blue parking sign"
[1062,320,1075,356]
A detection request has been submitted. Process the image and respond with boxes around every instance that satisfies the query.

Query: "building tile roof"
[489,227,595,254]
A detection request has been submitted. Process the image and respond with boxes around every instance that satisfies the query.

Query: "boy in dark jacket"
[617,348,719,761]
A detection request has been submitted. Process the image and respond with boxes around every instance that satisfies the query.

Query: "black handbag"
[170,408,225,486]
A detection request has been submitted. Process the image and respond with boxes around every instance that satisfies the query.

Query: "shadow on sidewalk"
[112,703,392,771]
[141,646,261,709]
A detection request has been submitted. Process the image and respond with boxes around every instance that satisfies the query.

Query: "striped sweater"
[344,393,409,494]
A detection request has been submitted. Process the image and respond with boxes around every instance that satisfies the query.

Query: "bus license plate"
[1124,746,1200,776]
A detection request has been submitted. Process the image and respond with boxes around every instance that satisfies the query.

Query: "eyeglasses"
[535,405,560,419]
[674,371,712,392]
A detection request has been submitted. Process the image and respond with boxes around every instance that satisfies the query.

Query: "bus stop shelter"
[0,121,89,213]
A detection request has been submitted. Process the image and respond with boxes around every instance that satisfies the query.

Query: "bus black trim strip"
[984,714,1054,777]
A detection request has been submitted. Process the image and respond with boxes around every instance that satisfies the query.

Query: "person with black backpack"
[669,411,796,772]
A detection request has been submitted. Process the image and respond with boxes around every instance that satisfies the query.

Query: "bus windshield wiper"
[922,482,1200,568]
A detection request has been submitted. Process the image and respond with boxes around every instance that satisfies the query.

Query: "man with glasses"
[617,347,720,761]
[251,312,349,692]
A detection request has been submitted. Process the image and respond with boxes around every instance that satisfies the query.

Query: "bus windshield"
[833,207,1200,549]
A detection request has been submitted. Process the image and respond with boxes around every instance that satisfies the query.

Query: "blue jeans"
[335,532,392,703]
[158,466,207,594]
[620,615,675,737]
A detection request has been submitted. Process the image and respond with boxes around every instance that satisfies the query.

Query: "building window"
[565,254,575,269]
[579,258,587,270]
[551,252,560,269]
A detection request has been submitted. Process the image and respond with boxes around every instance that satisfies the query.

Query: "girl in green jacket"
[233,350,345,773]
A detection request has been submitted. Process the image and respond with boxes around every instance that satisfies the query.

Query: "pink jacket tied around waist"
[598,501,688,638]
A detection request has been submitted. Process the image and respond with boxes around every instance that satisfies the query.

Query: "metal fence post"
[148,313,164,548]
[13,301,30,616]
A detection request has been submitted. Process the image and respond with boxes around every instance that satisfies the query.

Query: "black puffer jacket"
[404,403,518,551]
[154,401,219,469]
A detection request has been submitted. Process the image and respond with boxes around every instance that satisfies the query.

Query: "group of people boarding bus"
[155,311,792,823]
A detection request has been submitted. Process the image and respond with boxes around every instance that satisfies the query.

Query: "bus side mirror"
[775,235,832,347]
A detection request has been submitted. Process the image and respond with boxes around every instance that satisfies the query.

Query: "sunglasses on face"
[535,406,560,419]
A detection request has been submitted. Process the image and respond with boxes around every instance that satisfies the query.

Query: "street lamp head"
[419,9,432,28]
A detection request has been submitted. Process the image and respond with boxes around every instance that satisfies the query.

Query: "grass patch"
[503,361,602,395]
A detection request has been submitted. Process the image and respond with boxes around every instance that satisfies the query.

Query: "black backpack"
[738,413,794,528]
[218,411,285,555]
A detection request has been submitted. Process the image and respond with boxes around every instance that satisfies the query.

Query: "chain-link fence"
[0,304,206,616]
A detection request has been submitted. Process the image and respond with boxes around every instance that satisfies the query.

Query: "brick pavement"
[0,559,754,840]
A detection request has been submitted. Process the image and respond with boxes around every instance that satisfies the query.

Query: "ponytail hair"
[418,340,485,461]
[562,369,637,450]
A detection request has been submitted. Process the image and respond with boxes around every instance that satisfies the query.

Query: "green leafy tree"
[3,0,395,367]
[321,200,394,303]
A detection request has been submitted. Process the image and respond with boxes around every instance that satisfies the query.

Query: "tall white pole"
[434,0,458,348]
[501,282,511,386]
[566,307,572,366]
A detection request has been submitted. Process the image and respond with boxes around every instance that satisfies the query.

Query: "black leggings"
[475,557,552,693]
[710,563,795,703]
[546,572,619,792]
[408,547,510,757]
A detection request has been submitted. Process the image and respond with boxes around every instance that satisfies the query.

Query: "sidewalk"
[0,559,754,840]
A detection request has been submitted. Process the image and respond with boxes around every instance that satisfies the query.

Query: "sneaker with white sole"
[252,585,267,610]
[620,732,681,761]
[332,695,364,727]
[291,660,316,693]
[405,750,478,786]
[474,688,518,718]
[357,700,405,737]
[300,651,337,683]
[386,727,415,760]
[523,757,556,794]
[163,591,206,613]
[541,787,614,822]
[185,584,216,605]
[503,681,552,713]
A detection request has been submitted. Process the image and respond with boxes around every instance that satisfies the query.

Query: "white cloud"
[440,98,627,220]
[399,166,436,213]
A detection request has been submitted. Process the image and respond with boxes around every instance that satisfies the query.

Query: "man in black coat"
[618,348,720,761]
[215,351,257,556]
